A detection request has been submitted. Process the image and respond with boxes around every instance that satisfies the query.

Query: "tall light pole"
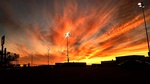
[48,47,50,65]
[138,2,150,56]
[1,35,5,66]
[31,52,33,66]
[65,32,70,62]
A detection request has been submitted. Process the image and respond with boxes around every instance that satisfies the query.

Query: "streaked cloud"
[0,0,150,65]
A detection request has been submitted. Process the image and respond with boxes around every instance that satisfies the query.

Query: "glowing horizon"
[0,0,150,65]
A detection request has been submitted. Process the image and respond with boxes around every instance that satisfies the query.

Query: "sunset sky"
[0,0,150,65]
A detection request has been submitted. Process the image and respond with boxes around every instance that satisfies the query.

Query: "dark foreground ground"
[0,66,150,84]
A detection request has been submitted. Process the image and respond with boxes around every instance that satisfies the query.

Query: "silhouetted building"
[91,64,101,67]
[140,57,150,65]
[116,55,149,67]
[55,63,63,67]
[101,60,117,67]
[55,62,86,67]
[116,55,145,63]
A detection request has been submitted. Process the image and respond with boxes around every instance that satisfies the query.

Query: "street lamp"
[48,47,50,65]
[31,52,33,66]
[65,32,70,62]
[138,2,150,56]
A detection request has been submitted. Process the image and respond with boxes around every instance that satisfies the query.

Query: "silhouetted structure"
[91,64,101,67]
[55,62,86,67]
[0,35,19,67]
[65,32,70,62]
[116,55,144,63]
[90,55,150,68]
[116,55,150,67]
[138,2,150,56]
[0,35,5,66]
[0,50,19,67]
[101,60,117,67]
[141,57,150,63]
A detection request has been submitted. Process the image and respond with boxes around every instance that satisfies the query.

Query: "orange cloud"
[1,0,150,65]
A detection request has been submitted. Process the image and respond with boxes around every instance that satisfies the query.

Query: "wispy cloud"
[0,0,150,65]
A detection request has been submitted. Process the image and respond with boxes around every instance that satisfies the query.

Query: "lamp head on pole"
[65,32,70,38]
[138,2,145,8]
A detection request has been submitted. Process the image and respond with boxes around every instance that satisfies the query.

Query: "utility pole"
[65,32,70,62]
[1,35,5,66]
[48,47,50,65]
[138,2,150,56]
[31,52,33,66]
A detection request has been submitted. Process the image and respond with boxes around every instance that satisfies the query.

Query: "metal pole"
[141,6,150,56]
[31,52,33,66]
[1,35,5,66]
[1,45,3,66]
[67,37,69,62]
[48,48,50,65]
